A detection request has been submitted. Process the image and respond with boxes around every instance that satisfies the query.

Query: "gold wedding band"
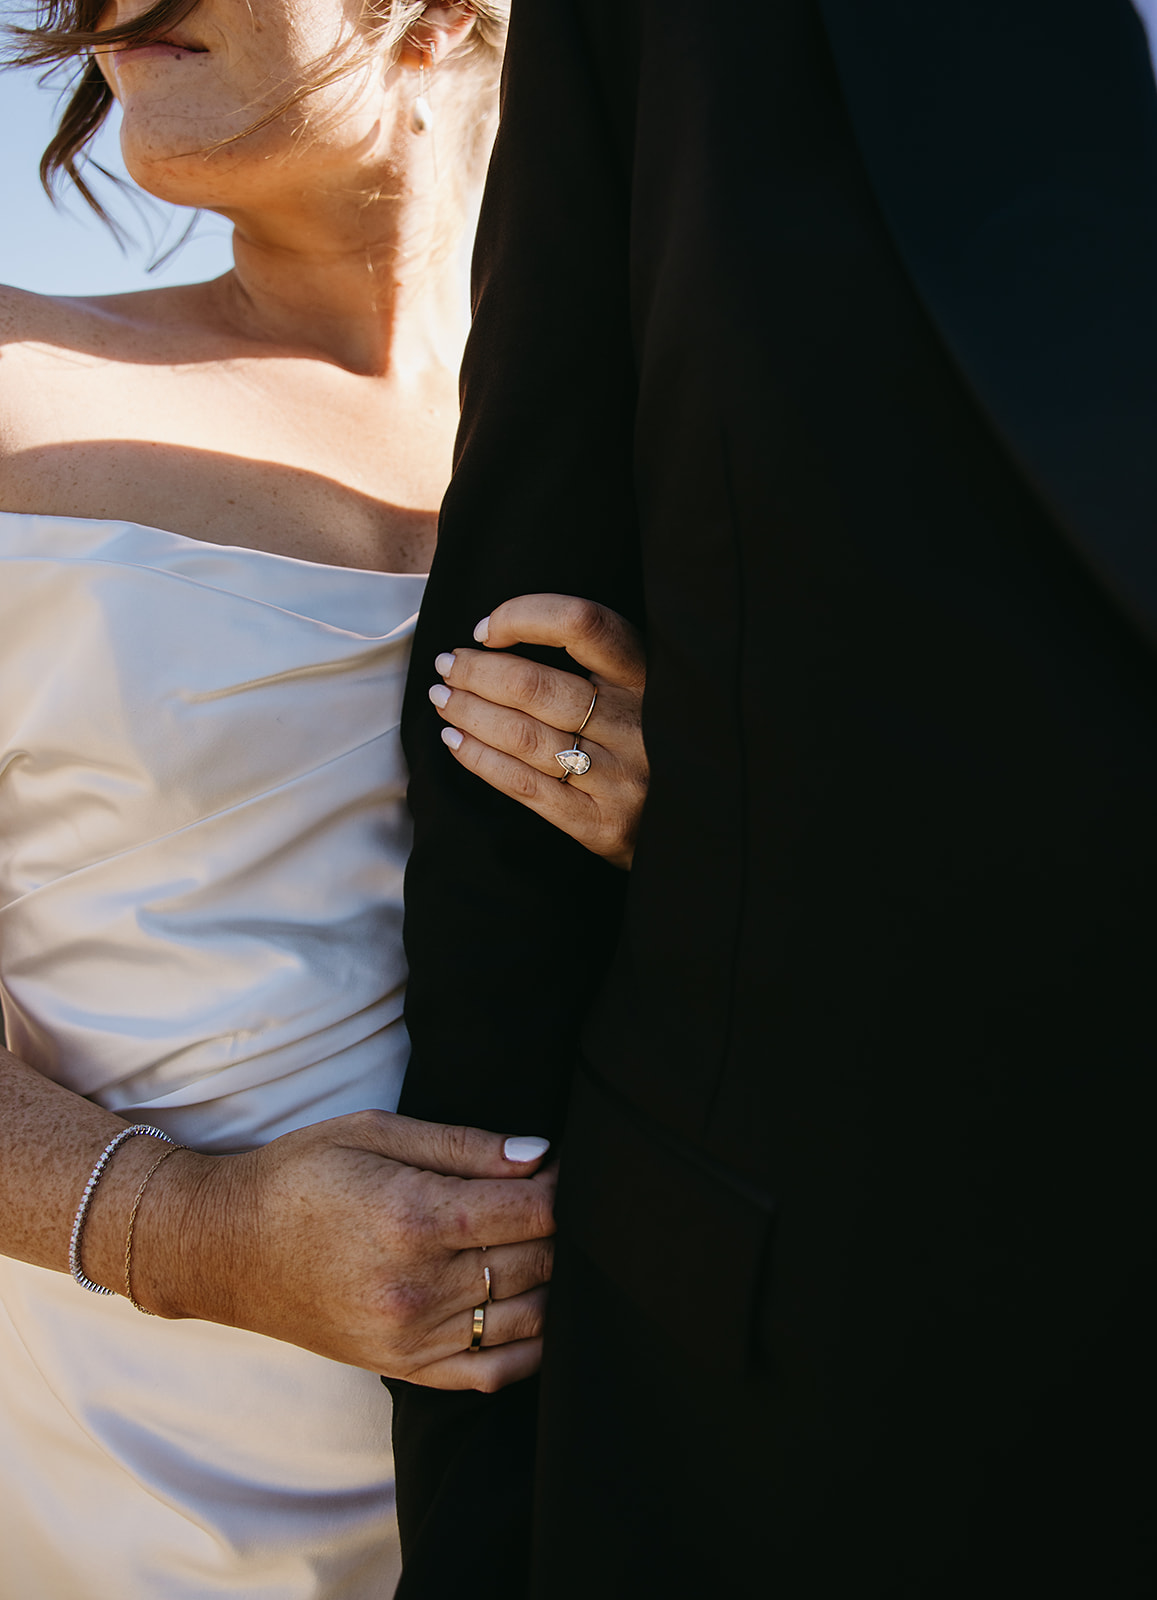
[483,1264,493,1303]
[469,1304,486,1352]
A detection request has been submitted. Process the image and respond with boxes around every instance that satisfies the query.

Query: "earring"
[411,45,433,135]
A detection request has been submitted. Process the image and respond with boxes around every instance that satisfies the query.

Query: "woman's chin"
[120,145,242,213]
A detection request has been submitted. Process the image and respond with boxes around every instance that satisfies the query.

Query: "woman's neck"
[206,177,473,380]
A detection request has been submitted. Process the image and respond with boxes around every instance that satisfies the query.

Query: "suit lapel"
[819,0,1157,649]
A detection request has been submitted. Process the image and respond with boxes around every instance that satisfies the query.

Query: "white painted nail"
[473,616,490,644]
[434,652,456,677]
[428,683,451,709]
[503,1135,551,1163]
[441,726,464,751]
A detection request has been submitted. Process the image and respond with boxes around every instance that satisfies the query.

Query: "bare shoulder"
[0,283,148,480]
[0,279,208,456]
[0,281,110,377]
[0,285,69,457]
[0,282,69,347]
[0,280,161,355]
[0,278,219,360]
[0,276,240,519]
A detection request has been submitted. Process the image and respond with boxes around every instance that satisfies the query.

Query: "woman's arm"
[424,594,648,869]
[0,1044,555,1389]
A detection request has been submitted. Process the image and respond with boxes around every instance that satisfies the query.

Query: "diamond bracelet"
[69,1124,179,1295]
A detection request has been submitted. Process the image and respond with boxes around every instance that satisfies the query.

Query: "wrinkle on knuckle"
[508,715,540,762]
[510,658,545,705]
[439,1122,473,1170]
[446,652,473,688]
[511,1300,545,1342]
[507,762,541,802]
[458,738,485,773]
[527,1192,556,1239]
[561,596,603,643]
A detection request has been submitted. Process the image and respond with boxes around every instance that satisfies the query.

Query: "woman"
[0,0,647,1593]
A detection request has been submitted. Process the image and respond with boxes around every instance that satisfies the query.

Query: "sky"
[0,31,234,296]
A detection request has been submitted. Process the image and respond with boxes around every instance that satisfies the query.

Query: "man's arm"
[399,0,642,1133]
[389,1,642,1592]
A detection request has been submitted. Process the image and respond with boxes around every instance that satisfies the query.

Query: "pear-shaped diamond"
[555,748,592,777]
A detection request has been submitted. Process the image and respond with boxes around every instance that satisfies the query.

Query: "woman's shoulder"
[0,281,57,324]
[0,279,211,359]
[0,284,137,488]
[0,283,58,355]
[0,282,100,383]
[0,281,106,344]
[0,282,170,460]
[0,286,58,460]
[0,280,149,354]
[0,287,73,465]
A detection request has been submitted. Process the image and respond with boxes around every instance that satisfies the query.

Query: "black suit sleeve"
[387,3,642,1594]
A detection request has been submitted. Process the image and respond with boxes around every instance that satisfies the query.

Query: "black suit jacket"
[391,3,1157,1594]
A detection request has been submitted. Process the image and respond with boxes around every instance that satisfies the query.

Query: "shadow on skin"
[2,440,437,573]
[0,296,295,372]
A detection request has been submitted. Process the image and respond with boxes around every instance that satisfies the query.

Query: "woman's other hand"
[428,594,648,870]
[132,1112,555,1393]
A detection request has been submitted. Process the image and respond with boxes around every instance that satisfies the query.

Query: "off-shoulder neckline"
[0,508,430,583]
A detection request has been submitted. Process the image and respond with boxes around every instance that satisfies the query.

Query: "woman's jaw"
[95,0,402,208]
[91,0,485,375]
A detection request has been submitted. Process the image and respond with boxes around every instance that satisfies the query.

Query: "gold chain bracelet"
[123,1143,187,1315]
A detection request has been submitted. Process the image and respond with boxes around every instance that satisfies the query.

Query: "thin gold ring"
[556,688,598,784]
[483,1264,493,1303]
[574,686,598,737]
[469,1304,486,1352]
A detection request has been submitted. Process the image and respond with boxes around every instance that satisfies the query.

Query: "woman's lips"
[117,39,208,60]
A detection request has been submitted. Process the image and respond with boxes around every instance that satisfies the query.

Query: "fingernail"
[441,726,464,751]
[428,683,451,709]
[503,1135,551,1163]
[473,616,490,644]
[434,652,456,677]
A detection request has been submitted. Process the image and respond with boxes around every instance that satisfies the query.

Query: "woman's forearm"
[0,1047,211,1300]
[0,1045,557,1385]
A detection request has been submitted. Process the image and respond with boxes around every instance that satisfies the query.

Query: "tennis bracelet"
[69,1124,179,1295]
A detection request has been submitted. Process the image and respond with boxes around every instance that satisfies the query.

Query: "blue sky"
[1,21,234,296]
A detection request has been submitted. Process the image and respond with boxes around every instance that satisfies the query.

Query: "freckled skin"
[0,291,453,572]
[0,3,566,1389]
[0,0,483,571]
[0,0,644,1386]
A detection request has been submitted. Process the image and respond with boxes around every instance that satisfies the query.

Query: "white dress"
[0,511,426,1599]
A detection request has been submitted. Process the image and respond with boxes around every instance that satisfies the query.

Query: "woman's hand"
[427,594,648,870]
[134,1111,556,1393]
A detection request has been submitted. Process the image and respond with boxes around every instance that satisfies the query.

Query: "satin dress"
[0,511,425,1598]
